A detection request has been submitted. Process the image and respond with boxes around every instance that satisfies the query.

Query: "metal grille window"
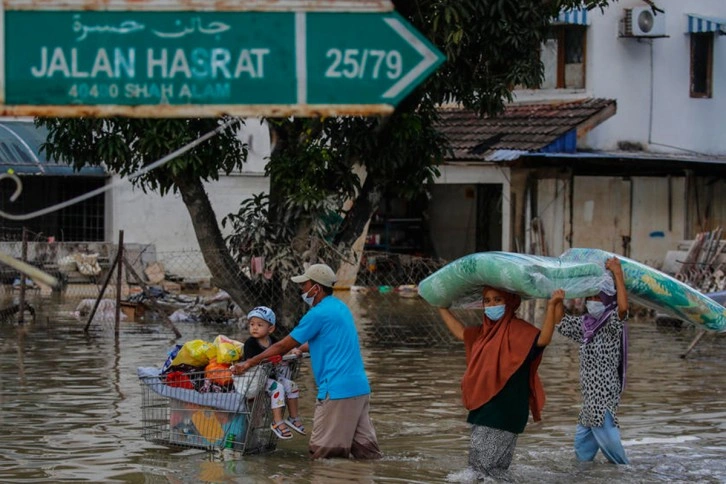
[0,176,106,241]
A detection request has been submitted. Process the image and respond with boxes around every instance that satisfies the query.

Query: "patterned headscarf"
[581,291,617,343]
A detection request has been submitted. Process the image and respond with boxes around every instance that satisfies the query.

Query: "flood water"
[1,291,725,483]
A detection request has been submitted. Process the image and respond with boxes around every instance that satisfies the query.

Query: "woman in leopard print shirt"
[555,257,630,465]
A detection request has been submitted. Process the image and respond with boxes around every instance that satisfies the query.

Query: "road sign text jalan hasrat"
[4,10,445,116]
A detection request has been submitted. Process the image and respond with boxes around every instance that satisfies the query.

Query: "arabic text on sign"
[72,16,231,42]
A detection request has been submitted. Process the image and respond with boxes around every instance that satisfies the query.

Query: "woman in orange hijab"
[438,286,562,479]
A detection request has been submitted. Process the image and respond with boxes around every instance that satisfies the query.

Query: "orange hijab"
[461,287,546,421]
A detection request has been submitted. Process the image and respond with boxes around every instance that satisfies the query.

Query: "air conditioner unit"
[620,7,667,37]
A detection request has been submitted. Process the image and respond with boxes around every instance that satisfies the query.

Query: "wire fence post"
[17,227,28,324]
[114,230,124,336]
[83,250,120,333]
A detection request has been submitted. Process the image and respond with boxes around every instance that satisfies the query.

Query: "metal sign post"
[0,0,445,117]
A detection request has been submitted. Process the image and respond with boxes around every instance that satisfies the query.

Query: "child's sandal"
[285,417,306,435]
[271,421,293,440]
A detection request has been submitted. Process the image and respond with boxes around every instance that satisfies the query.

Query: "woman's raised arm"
[438,307,465,341]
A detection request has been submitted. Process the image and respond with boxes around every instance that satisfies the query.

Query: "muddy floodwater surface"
[0,292,724,483]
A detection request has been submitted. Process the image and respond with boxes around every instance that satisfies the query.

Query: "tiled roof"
[436,98,616,161]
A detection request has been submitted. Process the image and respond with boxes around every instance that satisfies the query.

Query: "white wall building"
[7,1,722,270]
[106,119,272,272]
[428,0,726,265]
[543,0,726,155]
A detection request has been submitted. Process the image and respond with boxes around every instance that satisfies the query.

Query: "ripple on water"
[0,298,725,482]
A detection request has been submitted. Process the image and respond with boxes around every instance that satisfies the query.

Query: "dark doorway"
[476,184,503,252]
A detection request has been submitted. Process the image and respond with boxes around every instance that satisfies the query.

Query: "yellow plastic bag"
[170,339,213,367]
[211,335,244,364]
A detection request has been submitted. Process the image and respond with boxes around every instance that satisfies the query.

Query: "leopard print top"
[557,312,625,428]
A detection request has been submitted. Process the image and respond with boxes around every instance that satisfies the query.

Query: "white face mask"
[586,300,605,317]
[301,284,318,307]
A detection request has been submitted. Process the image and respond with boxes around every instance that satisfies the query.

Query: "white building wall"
[106,118,272,257]
[583,0,726,154]
[513,1,726,155]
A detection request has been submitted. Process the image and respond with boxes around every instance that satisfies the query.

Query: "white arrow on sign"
[381,17,440,100]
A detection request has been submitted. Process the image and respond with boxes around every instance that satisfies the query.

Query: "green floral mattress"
[418,249,726,332]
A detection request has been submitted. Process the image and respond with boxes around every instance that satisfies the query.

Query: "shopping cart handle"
[261,353,310,364]
[282,352,310,361]
[263,355,283,364]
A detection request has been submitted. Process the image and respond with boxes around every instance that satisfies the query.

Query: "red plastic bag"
[165,371,194,389]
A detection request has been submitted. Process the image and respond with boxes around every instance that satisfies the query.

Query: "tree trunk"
[333,91,425,248]
[172,174,253,308]
[334,174,382,248]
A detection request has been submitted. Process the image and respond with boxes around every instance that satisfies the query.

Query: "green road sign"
[3,10,445,117]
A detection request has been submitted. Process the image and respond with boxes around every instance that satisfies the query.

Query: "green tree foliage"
[35,116,257,305]
[36,0,619,306]
[229,0,617,256]
[37,117,246,193]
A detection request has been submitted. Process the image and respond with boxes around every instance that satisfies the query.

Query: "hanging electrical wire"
[0,117,242,221]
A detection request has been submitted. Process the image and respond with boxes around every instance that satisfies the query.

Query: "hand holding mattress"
[418,251,613,307]
[419,249,726,332]
[562,248,726,332]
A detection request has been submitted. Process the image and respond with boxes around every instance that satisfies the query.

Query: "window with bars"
[0,176,106,241]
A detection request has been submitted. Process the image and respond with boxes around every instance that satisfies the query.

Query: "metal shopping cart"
[138,354,303,454]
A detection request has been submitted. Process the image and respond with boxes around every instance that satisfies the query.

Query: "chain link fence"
[0,231,147,325]
[0,231,483,344]
[0,228,691,346]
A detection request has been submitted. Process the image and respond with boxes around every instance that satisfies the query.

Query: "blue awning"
[686,13,726,34]
[540,130,577,154]
[553,8,590,25]
[0,119,106,176]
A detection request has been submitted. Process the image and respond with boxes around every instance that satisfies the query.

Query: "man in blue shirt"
[232,263,382,459]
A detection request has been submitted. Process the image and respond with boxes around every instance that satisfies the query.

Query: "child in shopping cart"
[243,306,305,440]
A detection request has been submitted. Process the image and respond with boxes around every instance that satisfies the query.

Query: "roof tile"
[437,98,616,161]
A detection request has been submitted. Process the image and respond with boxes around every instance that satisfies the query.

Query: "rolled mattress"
[561,248,726,332]
[417,251,612,306]
[418,249,726,332]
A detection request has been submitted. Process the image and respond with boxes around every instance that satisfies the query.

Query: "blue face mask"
[484,304,506,321]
